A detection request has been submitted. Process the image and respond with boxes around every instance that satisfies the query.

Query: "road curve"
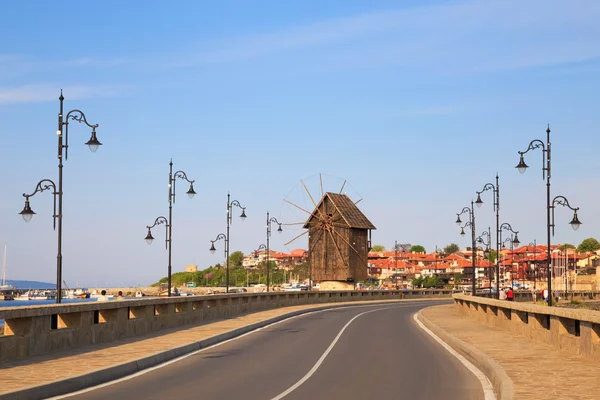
[59,302,485,400]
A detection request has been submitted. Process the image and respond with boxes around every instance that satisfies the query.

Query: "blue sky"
[1,0,599,287]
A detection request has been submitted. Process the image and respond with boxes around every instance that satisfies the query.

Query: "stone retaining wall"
[0,289,455,362]
[454,294,600,361]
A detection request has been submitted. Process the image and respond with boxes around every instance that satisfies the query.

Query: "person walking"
[96,289,110,302]
[506,287,514,301]
[499,288,507,300]
[542,288,549,304]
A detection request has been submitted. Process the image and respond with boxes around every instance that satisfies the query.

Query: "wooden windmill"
[283,177,376,286]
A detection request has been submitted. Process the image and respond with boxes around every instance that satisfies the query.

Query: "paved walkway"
[422,304,600,400]
[0,299,412,397]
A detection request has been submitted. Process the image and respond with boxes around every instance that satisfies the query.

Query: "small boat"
[0,293,14,301]
[14,291,32,301]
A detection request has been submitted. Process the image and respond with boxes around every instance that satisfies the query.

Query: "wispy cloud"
[0,84,129,104]
[169,0,600,73]
[0,55,128,80]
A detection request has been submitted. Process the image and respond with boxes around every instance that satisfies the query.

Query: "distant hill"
[6,280,56,289]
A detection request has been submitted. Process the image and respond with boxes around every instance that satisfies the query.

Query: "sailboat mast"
[2,243,6,286]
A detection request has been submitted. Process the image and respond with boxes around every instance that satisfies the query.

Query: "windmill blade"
[281,222,306,226]
[331,228,368,265]
[284,230,309,247]
[307,229,323,251]
[301,179,329,221]
[328,230,346,268]
[354,198,363,205]
[339,180,346,194]
[320,173,324,197]
[283,198,312,215]
[301,179,322,212]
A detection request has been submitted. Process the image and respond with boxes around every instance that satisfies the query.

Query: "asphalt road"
[63,302,485,400]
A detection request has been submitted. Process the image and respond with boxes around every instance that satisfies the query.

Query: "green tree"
[577,238,600,253]
[411,276,424,288]
[443,243,460,256]
[370,244,386,252]
[422,276,441,288]
[559,243,576,251]
[410,245,426,253]
[453,273,464,287]
[228,251,244,268]
[486,249,498,263]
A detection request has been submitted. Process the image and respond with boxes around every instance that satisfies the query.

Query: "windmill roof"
[303,192,376,230]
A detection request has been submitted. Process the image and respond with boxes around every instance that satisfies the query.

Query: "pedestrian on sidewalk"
[542,289,548,303]
[499,288,507,300]
[97,290,110,302]
[506,287,514,301]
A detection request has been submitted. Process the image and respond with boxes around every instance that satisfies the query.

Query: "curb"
[416,309,514,400]
[4,299,445,400]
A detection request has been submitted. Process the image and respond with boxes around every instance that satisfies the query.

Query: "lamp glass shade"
[209,243,216,254]
[186,184,196,199]
[475,194,483,208]
[516,155,528,174]
[19,200,36,222]
[144,230,154,245]
[21,212,34,223]
[455,216,462,226]
[240,209,247,221]
[460,228,465,237]
[512,236,520,247]
[85,131,102,153]
[277,224,283,233]
[570,213,582,231]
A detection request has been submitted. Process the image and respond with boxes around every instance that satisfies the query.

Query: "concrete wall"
[0,289,455,362]
[454,294,600,361]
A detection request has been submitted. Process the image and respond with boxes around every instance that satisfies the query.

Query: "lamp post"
[476,226,492,288]
[144,215,169,289]
[516,125,581,306]
[253,244,267,287]
[209,233,228,288]
[145,160,195,297]
[393,242,411,290]
[529,240,538,292]
[265,212,283,292]
[456,201,476,296]
[551,196,581,300]
[475,175,500,298]
[213,193,247,294]
[499,223,520,289]
[20,92,101,303]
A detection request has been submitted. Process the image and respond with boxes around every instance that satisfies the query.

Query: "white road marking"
[49,302,432,399]
[413,313,496,400]
[270,305,399,400]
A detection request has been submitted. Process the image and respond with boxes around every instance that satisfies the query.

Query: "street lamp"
[475,175,501,298]
[393,242,411,290]
[456,201,476,296]
[211,193,247,294]
[551,195,581,298]
[516,125,581,305]
[476,226,492,288]
[499,223,520,289]
[528,240,538,292]
[265,212,283,292]
[145,160,195,297]
[253,244,267,287]
[209,233,227,287]
[20,92,101,303]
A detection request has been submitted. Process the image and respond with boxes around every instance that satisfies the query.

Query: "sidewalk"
[421,304,600,400]
[0,299,417,398]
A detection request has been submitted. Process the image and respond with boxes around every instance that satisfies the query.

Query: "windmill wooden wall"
[304,193,375,283]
